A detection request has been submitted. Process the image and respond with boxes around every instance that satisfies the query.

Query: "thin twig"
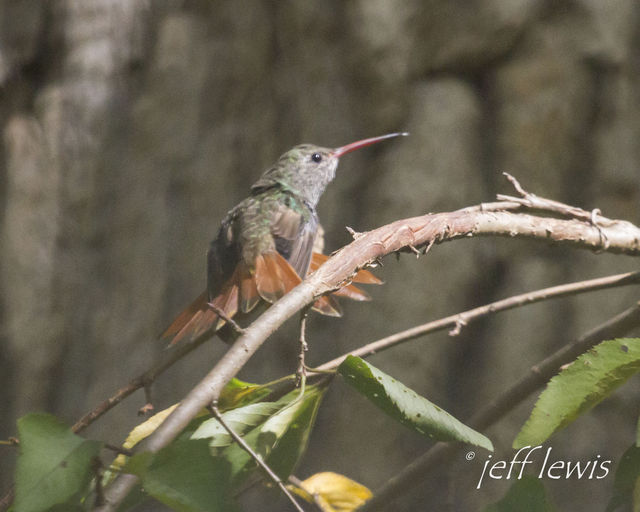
[360,301,640,511]
[297,308,310,390]
[207,402,306,512]
[139,383,154,416]
[71,331,210,434]
[315,271,640,371]
[498,172,618,226]
[287,475,325,512]
[503,172,528,197]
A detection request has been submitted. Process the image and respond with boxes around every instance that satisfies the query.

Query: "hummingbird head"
[254,132,408,208]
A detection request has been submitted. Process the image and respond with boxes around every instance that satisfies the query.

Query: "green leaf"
[125,439,236,512]
[116,378,270,467]
[483,476,555,512]
[219,384,326,485]
[191,402,282,450]
[105,403,211,488]
[15,413,102,512]
[257,386,324,480]
[606,445,640,512]
[218,378,272,411]
[514,338,640,448]
[337,356,493,451]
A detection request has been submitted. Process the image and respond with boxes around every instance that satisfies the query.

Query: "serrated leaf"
[290,472,372,512]
[222,384,326,485]
[483,476,555,512]
[125,439,236,512]
[607,445,640,512]
[15,413,102,512]
[514,338,640,449]
[337,356,493,451]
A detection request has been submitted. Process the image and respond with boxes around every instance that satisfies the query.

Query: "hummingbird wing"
[270,199,318,278]
[250,197,315,305]
[207,207,241,300]
[237,197,342,317]
[160,206,245,346]
[206,196,314,314]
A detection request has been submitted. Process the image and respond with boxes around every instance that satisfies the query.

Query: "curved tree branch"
[96,191,640,510]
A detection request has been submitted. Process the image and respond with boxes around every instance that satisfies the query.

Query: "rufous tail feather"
[308,252,382,301]
[162,251,382,346]
[160,292,214,347]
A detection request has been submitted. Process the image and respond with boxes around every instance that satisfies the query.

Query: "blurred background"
[1,1,639,510]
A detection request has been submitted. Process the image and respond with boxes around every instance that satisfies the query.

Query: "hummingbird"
[161,132,407,346]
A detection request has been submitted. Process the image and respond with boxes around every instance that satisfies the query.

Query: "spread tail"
[160,292,216,347]
[161,251,382,347]
[161,253,302,347]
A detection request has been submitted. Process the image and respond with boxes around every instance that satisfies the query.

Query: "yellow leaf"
[290,472,372,512]
[123,404,180,450]
[109,403,181,473]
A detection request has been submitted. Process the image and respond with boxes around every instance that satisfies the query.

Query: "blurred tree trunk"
[1,1,639,510]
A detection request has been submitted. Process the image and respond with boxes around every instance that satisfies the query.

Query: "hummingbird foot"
[206,301,245,335]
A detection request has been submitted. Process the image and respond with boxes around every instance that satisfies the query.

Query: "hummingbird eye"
[311,153,322,163]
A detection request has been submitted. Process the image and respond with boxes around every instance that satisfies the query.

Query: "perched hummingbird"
[161,132,407,346]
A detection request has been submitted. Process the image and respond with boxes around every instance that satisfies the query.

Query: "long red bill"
[331,132,409,158]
